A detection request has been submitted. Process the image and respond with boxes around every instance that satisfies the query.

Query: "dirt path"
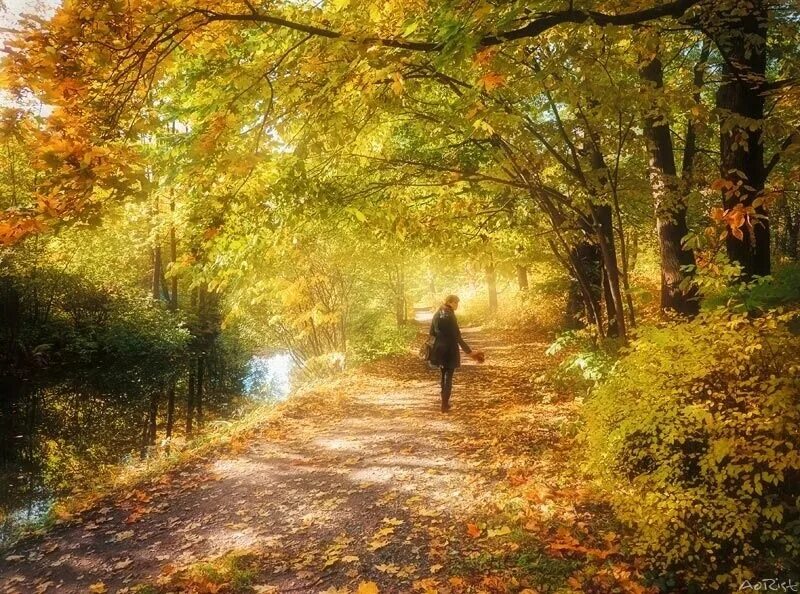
[0,328,599,594]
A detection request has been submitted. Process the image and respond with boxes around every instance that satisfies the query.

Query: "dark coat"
[429,305,471,369]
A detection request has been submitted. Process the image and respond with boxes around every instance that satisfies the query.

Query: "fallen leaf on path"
[88,583,107,593]
[111,530,134,542]
[466,523,481,538]
[357,582,379,594]
[340,555,359,563]
[375,563,399,574]
[430,564,443,574]
[368,538,389,551]
[113,558,133,570]
[487,526,512,538]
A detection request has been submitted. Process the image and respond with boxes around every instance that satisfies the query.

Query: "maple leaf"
[368,538,389,551]
[466,523,481,538]
[478,72,506,91]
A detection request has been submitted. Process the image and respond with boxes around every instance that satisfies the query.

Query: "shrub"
[583,306,800,589]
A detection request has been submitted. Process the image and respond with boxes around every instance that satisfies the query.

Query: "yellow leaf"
[357,581,379,594]
[88,584,107,594]
[487,525,512,538]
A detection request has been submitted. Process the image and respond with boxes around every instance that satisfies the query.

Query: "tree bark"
[186,362,195,436]
[565,239,604,333]
[152,245,162,301]
[713,0,770,278]
[165,380,176,439]
[591,205,627,339]
[169,195,178,311]
[640,53,700,317]
[196,355,205,428]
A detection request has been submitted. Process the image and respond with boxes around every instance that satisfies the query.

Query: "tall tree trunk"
[152,245,162,302]
[147,391,158,446]
[141,391,158,459]
[640,53,700,317]
[165,380,176,440]
[169,195,178,311]
[591,205,626,339]
[196,355,204,428]
[713,0,770,278]
[485,263,498,312]
[580,108,627,340]
[516,265,529,291]
[186,362,195,436]
[784,205,799,260]
[565,239,604,334]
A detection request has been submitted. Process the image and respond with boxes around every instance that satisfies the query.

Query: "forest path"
[0,328,601,594]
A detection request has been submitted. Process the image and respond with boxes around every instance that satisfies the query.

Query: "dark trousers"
[440,367,455,408]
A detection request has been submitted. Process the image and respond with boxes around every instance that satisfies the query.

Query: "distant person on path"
[429,295,484,412]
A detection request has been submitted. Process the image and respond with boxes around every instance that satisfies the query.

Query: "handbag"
[419,336,434,362]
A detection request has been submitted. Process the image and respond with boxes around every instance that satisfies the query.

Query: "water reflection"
[0,353,293,545]
[244,352,293,400]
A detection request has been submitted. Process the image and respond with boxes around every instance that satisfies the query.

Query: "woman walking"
[429,295,483,412]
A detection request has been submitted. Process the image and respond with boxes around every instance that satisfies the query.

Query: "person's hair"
[444,294,460,305]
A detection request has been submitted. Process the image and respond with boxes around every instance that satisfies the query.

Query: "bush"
[545,329,617,393]
[349,311,417,364]
[583,306,800,590]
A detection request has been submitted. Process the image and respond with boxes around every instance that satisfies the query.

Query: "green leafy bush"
[584,306,800,589]
[545,329,618,393]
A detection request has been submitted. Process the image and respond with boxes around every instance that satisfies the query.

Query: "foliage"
[584,306,800,589]
[349,312,417,365]
[545,330,618,395]
[0,264,188,372]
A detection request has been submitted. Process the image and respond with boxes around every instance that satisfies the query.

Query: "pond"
[0,352,293,546]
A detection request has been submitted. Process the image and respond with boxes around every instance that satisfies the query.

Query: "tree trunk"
[640,53,700,317]
[485,263,498,312]
[196,355,205,428]
[714,0,770,278]
[592,205,626,339]
[186,362,195,436]
[152,245,162,301]
[565,239,603,333]
[516,265,529,291]
[165,380,176,440]
[141,390,158,459]
[786,209,799,260]
[169,196,178,311]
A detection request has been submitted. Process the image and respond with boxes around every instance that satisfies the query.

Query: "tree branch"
[200,0,703,52]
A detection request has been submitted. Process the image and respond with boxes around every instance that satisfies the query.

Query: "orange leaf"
[478,72,505,91]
